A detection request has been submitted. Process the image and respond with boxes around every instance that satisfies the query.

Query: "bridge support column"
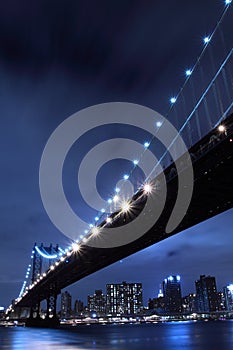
[46,293,58,319]
[43,284,60,328]
[29,301,40,319]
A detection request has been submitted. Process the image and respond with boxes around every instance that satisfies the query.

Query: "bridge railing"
[161,5,233,168]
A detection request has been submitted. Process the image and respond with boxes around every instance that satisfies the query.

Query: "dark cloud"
[167,250,178,258]
[0,0,222,90]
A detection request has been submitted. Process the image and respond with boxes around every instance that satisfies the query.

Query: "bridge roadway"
[17,114,233,308]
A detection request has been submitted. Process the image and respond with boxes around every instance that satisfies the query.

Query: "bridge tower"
[27,243,60,327]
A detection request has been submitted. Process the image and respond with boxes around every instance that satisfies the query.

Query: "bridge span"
[13,113,233,323]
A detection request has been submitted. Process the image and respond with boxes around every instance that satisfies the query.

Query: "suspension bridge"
[5,2,233,327]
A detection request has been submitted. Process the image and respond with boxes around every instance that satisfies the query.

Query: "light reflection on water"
[1,321,233,350]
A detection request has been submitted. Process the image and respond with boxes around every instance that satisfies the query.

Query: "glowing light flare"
[106,217,112,224]
[91,226,100,236]
[120,201,132,214]
[170,97,177,104]
[144,141,150,148]
[143,183,153,195]
[185,69,192,76]
[133,159,139,165]
[113,195,119,202]
[203,36,210,44]
[72,242,80,252]
[123,174,129,180]
[218,124,226,133]
[225,0,232,5]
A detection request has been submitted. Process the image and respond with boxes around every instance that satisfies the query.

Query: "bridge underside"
[17,114,233,308]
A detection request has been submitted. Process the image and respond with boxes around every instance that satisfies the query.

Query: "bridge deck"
[17,114,233,307]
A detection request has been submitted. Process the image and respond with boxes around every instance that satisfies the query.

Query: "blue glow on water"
[1,321,233,350]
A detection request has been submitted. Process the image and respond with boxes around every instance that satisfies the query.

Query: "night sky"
[0,0,233,308]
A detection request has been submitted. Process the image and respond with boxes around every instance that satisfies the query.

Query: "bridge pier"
[26,289,60,328]
[46,293,57,319]
[29,301,40,319]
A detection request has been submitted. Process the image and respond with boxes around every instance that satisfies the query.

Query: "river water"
[1,321,233,350]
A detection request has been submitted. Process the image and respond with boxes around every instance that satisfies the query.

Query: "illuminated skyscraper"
[106,281,142,315]
[157,284,164,298]
[223,284,233,311]
[87,289,106,316]
[74,299,84,316]
[182,293,197,313]
[61,291,72,318]
[163,275,182,313]
[195,275,218,312]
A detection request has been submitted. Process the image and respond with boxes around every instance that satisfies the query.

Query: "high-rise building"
[106,281,143,315]
[217,291,226,311]
[195,275,218,312]
[0,306,5,319]
[223,284,233,311]
[74,299,84,316]
[163,275,182,313]
[87,290,106,316]
[157,284,164,298]
[61,291,72,318]
[182,293,197,313]
[148,297,165,313]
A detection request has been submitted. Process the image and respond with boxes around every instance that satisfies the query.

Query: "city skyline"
[53,267,233,312]
[0,0,233,310]
[56,272,233,317]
